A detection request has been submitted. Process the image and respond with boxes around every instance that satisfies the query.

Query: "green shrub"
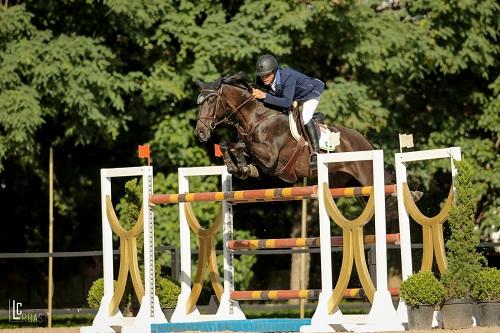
[87,275,180,310]
[87,278,130,311]
[156,275,181,308]
[87,278,113,309]
[400,271,445,307]
[441,159,486,299]
[471,268,500,302]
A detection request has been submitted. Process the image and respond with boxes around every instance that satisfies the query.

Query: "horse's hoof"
[249,165,259,177]
[220,140,228,150]
[411,190,423,202]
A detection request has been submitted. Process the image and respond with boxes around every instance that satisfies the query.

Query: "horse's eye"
[196,94,206,105]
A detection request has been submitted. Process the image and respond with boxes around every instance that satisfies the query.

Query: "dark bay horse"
[194,73,376,187]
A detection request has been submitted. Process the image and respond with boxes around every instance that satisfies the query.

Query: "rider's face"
[260,72,275,86]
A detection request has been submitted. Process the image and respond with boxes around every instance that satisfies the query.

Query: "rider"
[251,54,325,171]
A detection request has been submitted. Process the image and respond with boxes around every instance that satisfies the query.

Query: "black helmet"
[256,54,278,76]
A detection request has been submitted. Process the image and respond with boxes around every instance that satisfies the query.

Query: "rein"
[197,85,254,132]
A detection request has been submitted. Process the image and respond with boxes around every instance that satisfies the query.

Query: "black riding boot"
[305,121,321,171]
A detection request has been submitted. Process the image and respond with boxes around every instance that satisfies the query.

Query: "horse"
[194,73,379,189]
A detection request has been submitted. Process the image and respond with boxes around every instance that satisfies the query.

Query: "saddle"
[274,105,339,183]
[288,105,340,152]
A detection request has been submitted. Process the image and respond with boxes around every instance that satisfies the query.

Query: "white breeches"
[301,97,320,124]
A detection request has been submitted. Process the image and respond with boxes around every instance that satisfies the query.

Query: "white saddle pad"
[288,112,340,151]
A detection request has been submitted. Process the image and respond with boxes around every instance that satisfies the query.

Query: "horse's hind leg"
[220,141,239,175]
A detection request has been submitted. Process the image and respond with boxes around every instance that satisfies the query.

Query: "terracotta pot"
[441,299,473,329]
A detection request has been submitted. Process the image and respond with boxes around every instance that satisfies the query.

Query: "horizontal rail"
[227,234,400,250]
[150,184,397,204]
[231,288,400,301]
[2,242,496,259]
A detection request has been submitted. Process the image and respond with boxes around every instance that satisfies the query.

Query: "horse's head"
[194,73,253,142]
[194,78,224,142]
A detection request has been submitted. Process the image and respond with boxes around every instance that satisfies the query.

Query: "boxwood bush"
[471,268,500,302]
[400,271,445,307]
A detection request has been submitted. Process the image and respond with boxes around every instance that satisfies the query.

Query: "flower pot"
[477,301,500,327]
[162,308,175,321]
[407,304,435,330]
[441,299,473,329]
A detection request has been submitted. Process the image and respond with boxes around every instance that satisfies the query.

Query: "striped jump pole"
[227,234,401,250]
[150,184,397,205]
[231,288,401,301]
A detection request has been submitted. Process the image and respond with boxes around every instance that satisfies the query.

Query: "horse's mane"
[220,72,252,92]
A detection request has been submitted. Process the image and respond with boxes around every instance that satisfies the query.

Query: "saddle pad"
[288,112,303,142]
[288,112,340,151]
[318,123,340,152]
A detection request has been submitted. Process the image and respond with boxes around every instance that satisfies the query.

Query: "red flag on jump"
[214,144,223,157]
[138,144,151,165]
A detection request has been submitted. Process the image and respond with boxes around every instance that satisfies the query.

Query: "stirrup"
[310,153,318,171]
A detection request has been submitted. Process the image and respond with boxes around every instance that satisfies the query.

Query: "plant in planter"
[440,159,486,329]
[400,271,445,330]
[471,268,500,326]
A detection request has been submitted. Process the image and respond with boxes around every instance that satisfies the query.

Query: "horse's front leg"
[229,141,259,179]
[220,141,239,175]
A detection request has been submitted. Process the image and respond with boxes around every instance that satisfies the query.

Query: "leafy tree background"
[0,0,498,308]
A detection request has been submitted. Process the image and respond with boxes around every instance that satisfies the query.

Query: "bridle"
[197,84,254,132]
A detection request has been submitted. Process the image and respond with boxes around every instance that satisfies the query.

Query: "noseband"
[197,85,254,131]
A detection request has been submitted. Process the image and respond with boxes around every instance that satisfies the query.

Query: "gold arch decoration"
[105,195,145,315]
[184,203,224,314]
[322,184,376,314]
[402,182,453,273]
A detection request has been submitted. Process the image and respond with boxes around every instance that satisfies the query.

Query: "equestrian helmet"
[256,54,278,76]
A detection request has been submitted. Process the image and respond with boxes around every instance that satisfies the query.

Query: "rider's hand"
[252,88,266,100]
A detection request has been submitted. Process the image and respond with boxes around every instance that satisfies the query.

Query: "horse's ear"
[195,79,205,87]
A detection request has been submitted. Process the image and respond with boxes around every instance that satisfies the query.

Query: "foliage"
[87,277,104,309]
[86,275,181,310]
[471,268,500,302]
[400,271,445,306]
[156,275,181,308]
[87,278,121,309]
[0,4,141,172]
[116,179,143,230]
[441,159,486,299]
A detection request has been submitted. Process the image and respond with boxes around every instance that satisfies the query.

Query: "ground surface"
[0,327,499,333]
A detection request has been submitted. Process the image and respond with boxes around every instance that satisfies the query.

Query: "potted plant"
[440,159,486,329]
[471,268,500,326]
[400,271,445,330]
